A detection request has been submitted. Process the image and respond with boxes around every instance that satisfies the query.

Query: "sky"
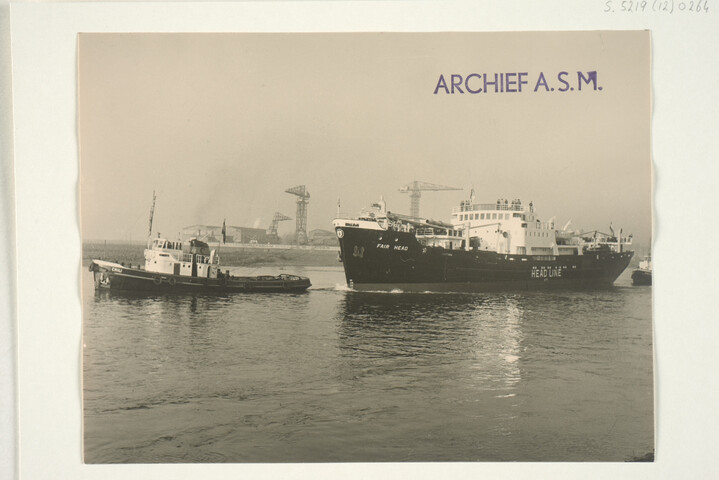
[78,31,651,245]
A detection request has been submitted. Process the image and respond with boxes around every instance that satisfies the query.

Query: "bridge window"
[480,213,485,220]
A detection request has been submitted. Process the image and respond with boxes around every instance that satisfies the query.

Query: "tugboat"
[88,193,311,294]
[89,238,311,293]
[631,255,652,286]
[332,193,634,292]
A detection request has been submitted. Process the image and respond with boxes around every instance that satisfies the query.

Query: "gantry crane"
[398,180,461,218]
[285,185,310,245]
[266,212,292,244]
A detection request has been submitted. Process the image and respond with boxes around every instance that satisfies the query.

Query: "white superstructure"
[334,195,632,256]
[452,199,567,255]
[143,237,220,278]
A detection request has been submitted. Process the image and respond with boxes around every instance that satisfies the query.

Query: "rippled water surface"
[82,266,653,463]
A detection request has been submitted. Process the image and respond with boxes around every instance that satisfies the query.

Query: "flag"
[221,219,226,244]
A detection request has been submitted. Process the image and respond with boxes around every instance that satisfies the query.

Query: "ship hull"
[89,261,311,294]
[631,269,652,286]
[335,226,633,292]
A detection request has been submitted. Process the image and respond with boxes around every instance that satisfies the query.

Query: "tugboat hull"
[631,269,652,286]
[335,226,633,292]
[89,260,311,294]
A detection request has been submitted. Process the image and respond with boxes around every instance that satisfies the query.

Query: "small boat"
[89,238,311,293]
[88,192,311,294]
[631,255,652,286]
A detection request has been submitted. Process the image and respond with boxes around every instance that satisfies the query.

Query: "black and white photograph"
[77,30,653,463]
[77,31,653,463]
[10,0,719,477]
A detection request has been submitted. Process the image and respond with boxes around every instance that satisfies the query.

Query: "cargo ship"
[332,195,633,292]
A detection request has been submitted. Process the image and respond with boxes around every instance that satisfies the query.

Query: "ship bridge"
[450,198,561,256]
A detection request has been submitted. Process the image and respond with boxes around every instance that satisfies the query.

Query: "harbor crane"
[285,185,310,245]
[266,212,292,244]
[398,180,461,219]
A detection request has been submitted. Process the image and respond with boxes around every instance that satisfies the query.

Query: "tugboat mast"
[147,190,157,239]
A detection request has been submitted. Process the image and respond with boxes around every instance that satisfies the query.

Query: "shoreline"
[82,241,340,268]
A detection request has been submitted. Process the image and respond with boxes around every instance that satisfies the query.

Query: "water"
[82,266,654,463]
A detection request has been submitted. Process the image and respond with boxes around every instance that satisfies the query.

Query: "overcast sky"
[79,31,651,244]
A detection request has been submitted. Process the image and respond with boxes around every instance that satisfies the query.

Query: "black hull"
[631,269,652,286]
[335,226,633,292]
[89,261,311,294]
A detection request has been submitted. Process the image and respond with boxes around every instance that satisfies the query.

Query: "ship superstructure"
[143,237,219,279]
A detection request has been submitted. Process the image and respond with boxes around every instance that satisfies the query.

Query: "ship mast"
[219,219,226,251]
[147,190,157,239]
[212,218,225,268]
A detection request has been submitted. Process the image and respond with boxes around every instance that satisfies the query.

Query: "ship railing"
[453,203,525,213]
[593,235,633,245]
[416,227,446,236]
